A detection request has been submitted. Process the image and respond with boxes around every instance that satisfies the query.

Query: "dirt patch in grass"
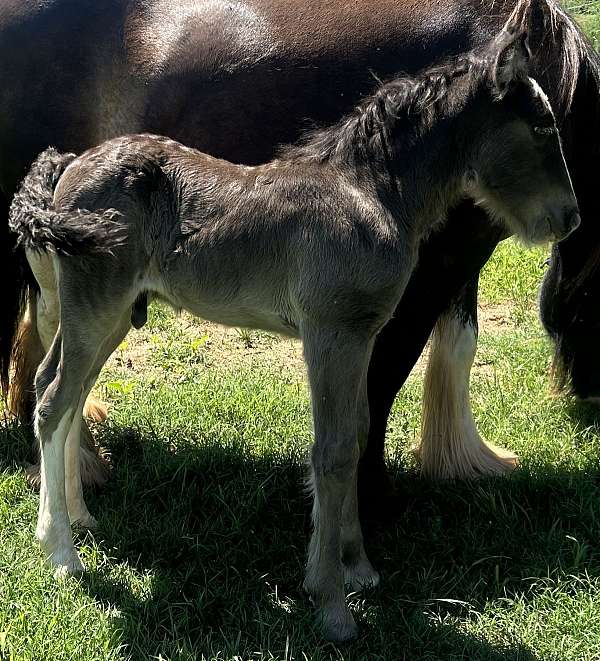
[105,313,305,379]
[479,301,514,333]
[103,300,518,387]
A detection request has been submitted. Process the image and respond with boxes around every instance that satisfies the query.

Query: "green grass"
[2,4,600,660]
[3,239,600,660]
[563,1,600,47]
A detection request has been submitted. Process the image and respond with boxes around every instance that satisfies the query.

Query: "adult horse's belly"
[0,0,489,192]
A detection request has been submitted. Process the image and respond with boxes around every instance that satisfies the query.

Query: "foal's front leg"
[341,368,379,591]
[302,326,374,642]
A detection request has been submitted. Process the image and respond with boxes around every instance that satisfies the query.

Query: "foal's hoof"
[344,561,380,593]
[319,606,359,643]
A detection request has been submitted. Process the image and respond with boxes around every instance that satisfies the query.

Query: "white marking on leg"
[36,407,84,576]
[65,401,97,530]
[417,311,517,479]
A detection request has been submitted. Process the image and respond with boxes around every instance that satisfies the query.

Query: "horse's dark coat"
[0,0,599,489]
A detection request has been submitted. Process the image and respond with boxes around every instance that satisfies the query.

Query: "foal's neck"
[283,71,479,238]
[350,97,474,238]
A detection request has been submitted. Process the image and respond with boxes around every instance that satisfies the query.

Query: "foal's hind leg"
[64,313,131,529]
[303,324,375,642]
[24,254,110,490]
[35,300,131,576]
[416,279,518,479]
[34,331,86,575]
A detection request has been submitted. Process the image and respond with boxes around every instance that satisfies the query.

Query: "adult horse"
[0,0,598,490]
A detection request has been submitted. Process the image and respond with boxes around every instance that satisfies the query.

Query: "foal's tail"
[8,147,126,256]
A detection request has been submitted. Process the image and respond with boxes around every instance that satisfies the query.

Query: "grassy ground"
[564,1,600,47]
[3,6,600,661]
[4,245,600,661]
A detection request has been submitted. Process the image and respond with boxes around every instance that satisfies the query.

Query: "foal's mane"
[284,0,600,167]
[282,53,485,165]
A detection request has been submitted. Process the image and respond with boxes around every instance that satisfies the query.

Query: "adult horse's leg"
[416,276,518,478]
[359,203,506,506]
[303,323,374,642]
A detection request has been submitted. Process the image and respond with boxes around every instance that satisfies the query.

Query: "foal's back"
[54,134,402,334]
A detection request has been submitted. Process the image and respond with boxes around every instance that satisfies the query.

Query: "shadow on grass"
[76,424,600,659]
[0,419,595,660]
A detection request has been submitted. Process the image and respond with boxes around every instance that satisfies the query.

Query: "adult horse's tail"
[0,189,29,410]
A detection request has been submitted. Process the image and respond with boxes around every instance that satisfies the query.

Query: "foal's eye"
[533,126,556,136]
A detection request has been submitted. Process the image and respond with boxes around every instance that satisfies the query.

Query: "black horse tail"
[0,188,28,401]
[8,147,126,256]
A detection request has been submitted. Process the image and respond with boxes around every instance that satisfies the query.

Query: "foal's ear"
[492,30,530,97]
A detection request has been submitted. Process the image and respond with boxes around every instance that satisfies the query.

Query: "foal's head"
[461,29,579,245]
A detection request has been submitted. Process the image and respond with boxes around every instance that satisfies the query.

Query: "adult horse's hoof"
[41,544,85,578]
[53,556,85,579]
[319,605,359,643]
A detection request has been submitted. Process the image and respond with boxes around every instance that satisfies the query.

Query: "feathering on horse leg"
[8,296,45,420]
[416,307,517,480]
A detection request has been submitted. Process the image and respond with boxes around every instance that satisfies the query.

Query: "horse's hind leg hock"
[342,368,379,592]
[416,304,517,480]
[34,333,86,576]
[34,279,107,422]
[303,326,375,642]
